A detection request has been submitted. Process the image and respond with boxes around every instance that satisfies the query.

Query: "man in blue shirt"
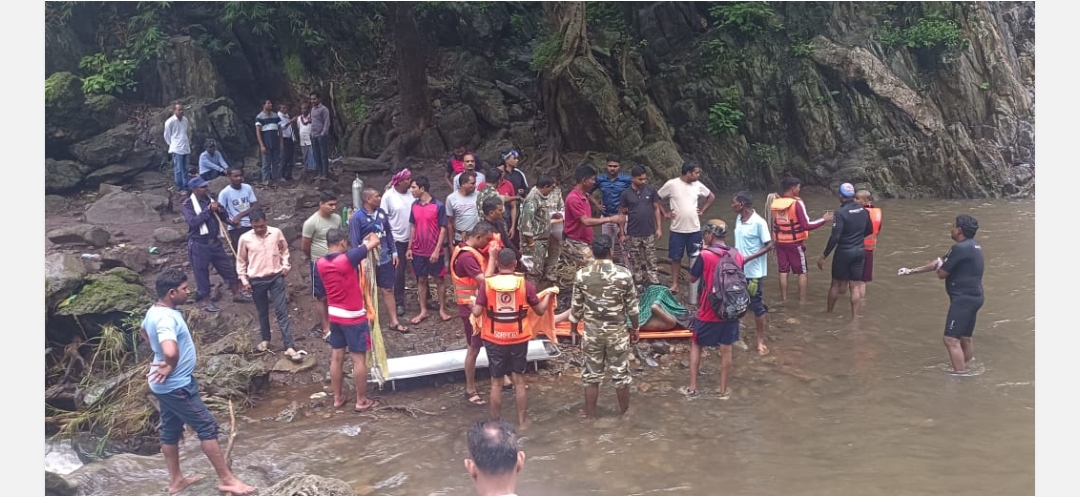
[198,139,229,181]
[141,269,257,496]
[732,191,775,356]
[349,187,407,333]
[589,155,633,261]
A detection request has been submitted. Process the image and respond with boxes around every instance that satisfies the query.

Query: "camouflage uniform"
[557,238,594,290]
[475,183,501,212]
[626,234,661,287]
[520,186,565,284]
[571,260,639,387]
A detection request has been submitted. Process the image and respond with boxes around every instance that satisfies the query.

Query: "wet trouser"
[250,272,294,348]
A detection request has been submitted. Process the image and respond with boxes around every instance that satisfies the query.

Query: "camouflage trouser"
[524,237,560,284]
[581,327,632,387]
[626,235,660,286]
[555,238,594,290]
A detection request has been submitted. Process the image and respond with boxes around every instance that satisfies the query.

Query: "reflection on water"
[65,194,1035,496]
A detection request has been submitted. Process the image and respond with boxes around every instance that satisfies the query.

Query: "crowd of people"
[145,103,986,494]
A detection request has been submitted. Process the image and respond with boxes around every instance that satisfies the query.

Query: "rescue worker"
[450,222,499,406]
[855,189,883,301]
[769,176,833,304]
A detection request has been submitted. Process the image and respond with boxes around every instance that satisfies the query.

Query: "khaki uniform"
[520,186,565,284]
[571,260,639,386]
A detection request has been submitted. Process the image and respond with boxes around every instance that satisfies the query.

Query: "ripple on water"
[374,471,408,490]
[335,424,363,436]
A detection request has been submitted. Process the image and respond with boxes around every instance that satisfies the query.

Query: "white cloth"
[380,187,416,243]
[164,115,191,155]
[190,193,210,236]
[298,114,312,146]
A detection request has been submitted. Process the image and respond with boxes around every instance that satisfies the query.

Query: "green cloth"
[632,285,689,326]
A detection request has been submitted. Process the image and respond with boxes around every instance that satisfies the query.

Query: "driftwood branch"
[224,399,238,468]
[357,404,437,418]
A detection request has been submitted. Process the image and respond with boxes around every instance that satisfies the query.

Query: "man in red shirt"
[684,219,744,400]
[316,228,382,412]
[557,164,624,289]
[450,222,499,406]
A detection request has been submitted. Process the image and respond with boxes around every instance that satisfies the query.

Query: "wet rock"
[202,329,255,355]
[274,401,302,423]
[85,191,164,225]
[47,225,111,247]
[45,159,89,194]
[69,123,138,168]
[196,354,270,396]
[272,354,318,374]
[83,149,165,189]
[650,341,672,355]
[45,195,71,214]
[153,227,186,244]
[54,267,151,317]
[98,183,124,195]
[100,244,150,273]
[45,252,87,311]
[45,470,79,496]
[262,473,355,496]
[461,76,509,128]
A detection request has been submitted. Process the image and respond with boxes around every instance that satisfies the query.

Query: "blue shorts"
[311,261,326,299]
[693,319,740,347]
[747,278,768,317]
[153,377,219,445]
[328,321,371,353]
[668,231,703,261]
[412,253,447,278]
[376,261,395,290]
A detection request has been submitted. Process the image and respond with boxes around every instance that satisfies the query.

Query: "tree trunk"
[380,1,430,166]
[536,2,594,175]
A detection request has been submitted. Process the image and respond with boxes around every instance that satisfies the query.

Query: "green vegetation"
[707,86,745,137]
[586,1,629,39]
[708,2,782,36]
[791,39,814,59]
[877,15,966,52]
[346,96,371,123]
[530,34,563,72]
[78,53,138,96]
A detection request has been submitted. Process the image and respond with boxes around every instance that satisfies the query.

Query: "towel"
[190,193,210,236]
[470,286,561,344]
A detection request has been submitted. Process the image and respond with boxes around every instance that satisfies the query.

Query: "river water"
[53,192,1035,495]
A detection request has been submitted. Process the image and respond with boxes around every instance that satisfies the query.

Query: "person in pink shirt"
[235,209,298,360]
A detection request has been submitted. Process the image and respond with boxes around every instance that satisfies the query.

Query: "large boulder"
[69,124,138,168]
[84,191,165,225]
[434,103,481,151]
[145,36,229,106]
[45,252,88,311]
[100,244,150,273]
[461,76,509,128]
[632,141,684,180]
[153,227,186,244]
[45,470,79,496]
[195,354,270,399]
[46,225,111,247]
[261,474,355,496]
[82,148,166,189]
[45,72,95,152]
[45,159,89,194]
[53,267,151,317]
[144,97,252,163]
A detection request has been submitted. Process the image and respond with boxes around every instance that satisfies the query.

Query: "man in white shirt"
[278,103,298,181]
[657,160,715,296]
[163,103,191,194]
[732,191,774,356]
[465,420,524,497]
[381,168,417,317]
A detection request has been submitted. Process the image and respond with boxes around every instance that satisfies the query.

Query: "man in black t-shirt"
[618,165,662,287]
[898,214,985,374]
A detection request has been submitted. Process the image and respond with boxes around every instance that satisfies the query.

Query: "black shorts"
[944,297,984,338]
[483,340,529,378]
[831,248,865,282]
[311,260,327,299]
[693,319,740,347]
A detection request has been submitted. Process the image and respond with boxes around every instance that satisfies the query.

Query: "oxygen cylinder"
[352,174,364,210]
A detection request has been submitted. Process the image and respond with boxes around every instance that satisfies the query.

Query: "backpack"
[705,246,750,320]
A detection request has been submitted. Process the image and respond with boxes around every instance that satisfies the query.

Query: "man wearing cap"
[381,169,417,317]
[198,139,229,181]
[181,177,252,313]
[817,183,873,318]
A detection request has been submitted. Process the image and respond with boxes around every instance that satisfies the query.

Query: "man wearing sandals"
[350,187,407,334]
[570,235,640,419]
[474,248,552,429]
[451,222,499,406]
[683,220,744,400]
[235,209,300,360]
[317,228,382,412]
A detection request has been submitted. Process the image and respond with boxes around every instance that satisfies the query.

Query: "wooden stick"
[224,399,237,468]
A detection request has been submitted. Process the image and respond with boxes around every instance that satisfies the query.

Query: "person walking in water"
[684,220,744,399]
[141,269,257,496]
[855,189,882,301]
[817,183,873,317]
[898,215,984,374]
[732,191,774,355]
[770,176,832,304]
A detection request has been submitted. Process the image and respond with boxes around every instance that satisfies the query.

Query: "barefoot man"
[142,268,256,495]
[732,191,774,355]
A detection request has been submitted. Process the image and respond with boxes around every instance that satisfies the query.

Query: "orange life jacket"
[486,231,504,253]
[450,245,485,305]
[770,196,808,244]
[863,206,882,251]
[481,273,533,345]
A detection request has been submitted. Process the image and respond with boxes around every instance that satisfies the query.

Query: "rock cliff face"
[44,1,1034,198]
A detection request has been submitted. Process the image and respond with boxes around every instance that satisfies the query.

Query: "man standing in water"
[318,228,383,411]
[684,220,744,399]
[451,223,498,406]
[464,420,525,497]
[817,183,873,317]
[474,248,551,428]
[855,189,883,300]
[570,235,640,419]
[657,160,715,295]
[732,191,774,356]
[142,269,257,496]
[898,215,984,374]
[770,176,832,303]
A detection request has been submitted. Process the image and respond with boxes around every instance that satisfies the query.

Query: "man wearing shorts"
[407,175,452,324]
[658,160,715,296]
[474,248,551,429]
[898,215,984,374]
[451,223,498,406]
[558,164,624,290]
[732,191,774,356]
[350,187,406,333]
[817,183,873,318]
[769,176,832,303]
[570,235,639,419]
[303,191,341,339]
[317,228,382,411]
[141,269,257,496]
[685,220,744,399]
[855,189,882,300]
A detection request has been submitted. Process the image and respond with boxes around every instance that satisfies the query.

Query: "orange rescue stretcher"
[550,320,693,340]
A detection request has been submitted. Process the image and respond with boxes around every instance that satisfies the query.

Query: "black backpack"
[705,246,750,320]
